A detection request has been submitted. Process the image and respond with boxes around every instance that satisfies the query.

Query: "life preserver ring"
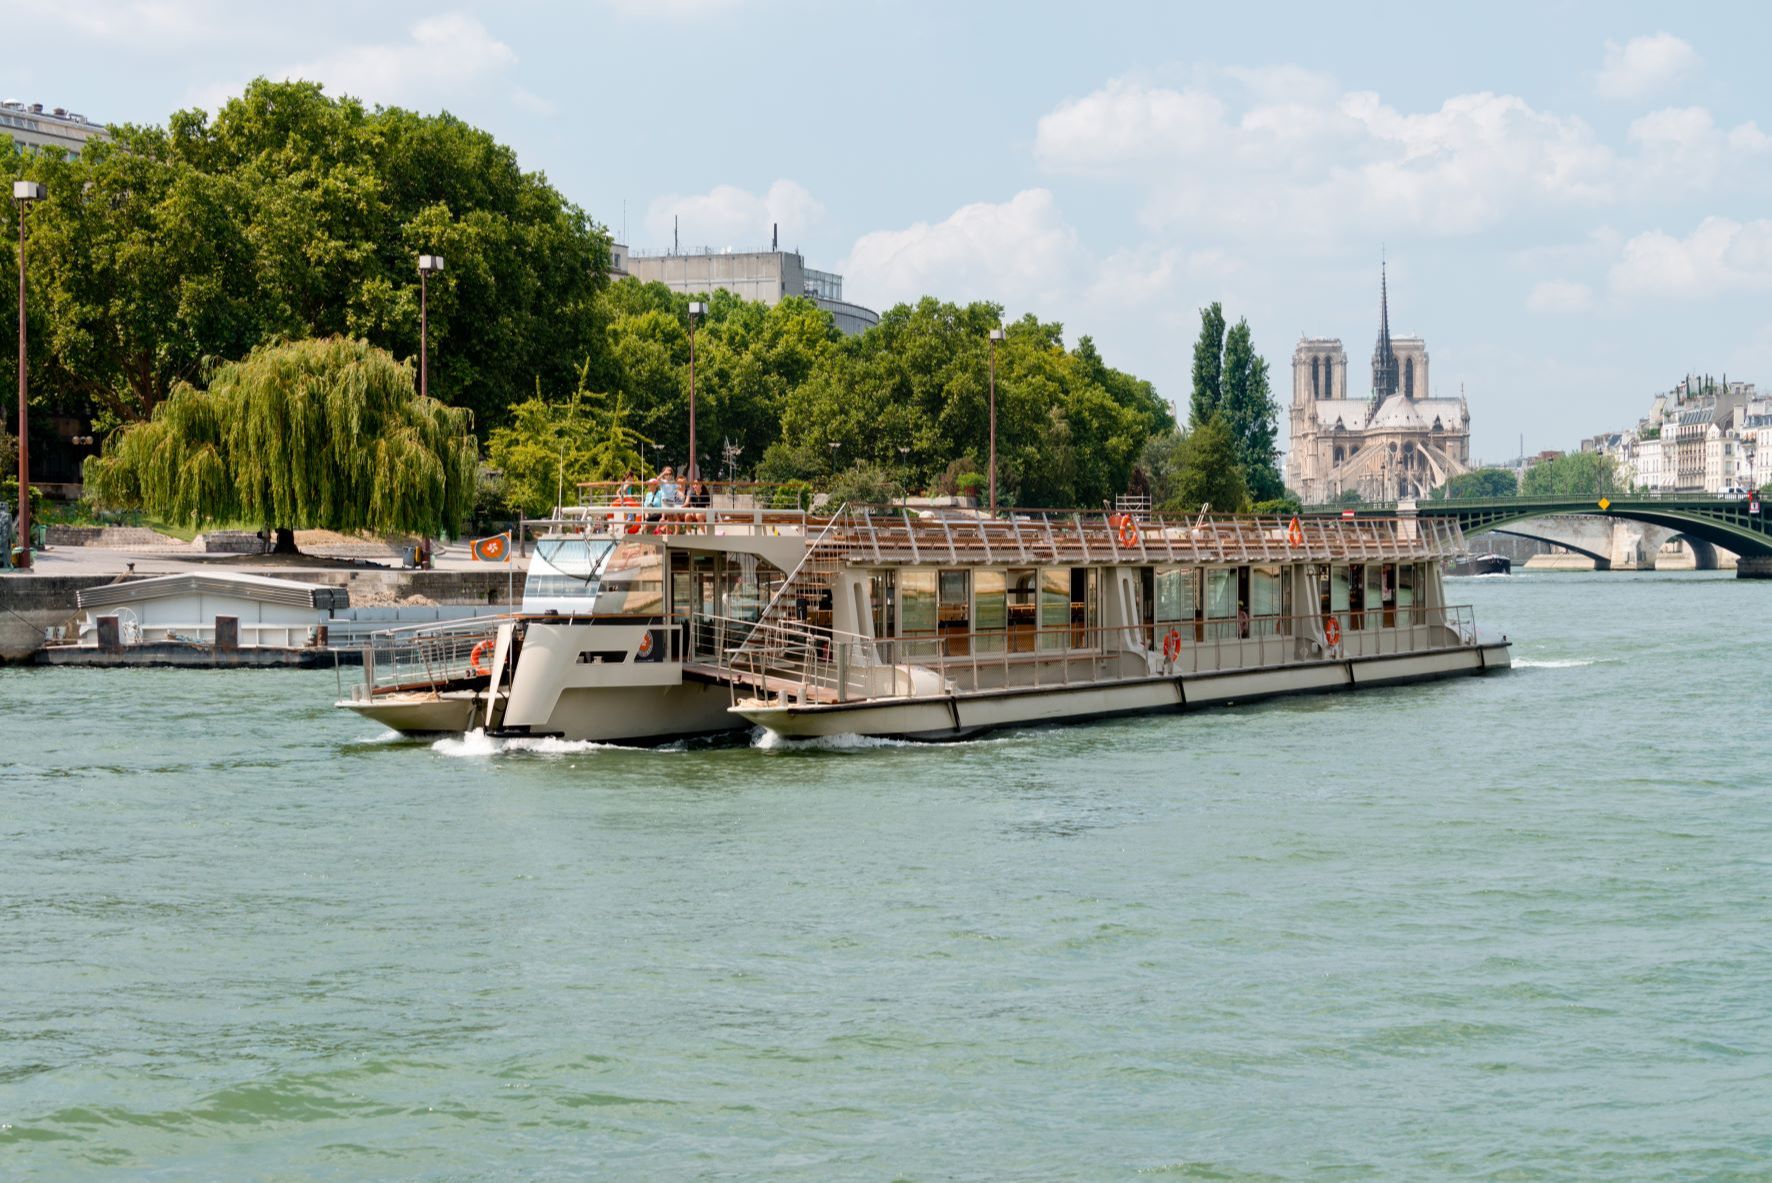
[1116,513,1140,549]
[468,638,495,676]
[1162,627,1182,662]
[1287,516,1305,547]
[1323,616,1342,647]
[636,631,654,659]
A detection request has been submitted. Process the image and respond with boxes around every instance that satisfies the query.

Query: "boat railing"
[352,617,509,700]
[713,604,1484,707]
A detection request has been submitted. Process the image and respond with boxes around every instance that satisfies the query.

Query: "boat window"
[1328,565,1351,616]
[1251,566,1283,636]
[1398,563,1419,623]
[523,538,664,614]
[596,542,665,615]
[871,571,896,640]
[900,570,938,653]
[1071,568,1101,648]
[939,570,970,656]
[1039,568,1069,651]
[1364,565,1383,630]
[1204,568,1237,639]
[1007,569,1037,653]
[1348,564,1366,630]
[974,569,1006,653]
[1154,566,1193,622]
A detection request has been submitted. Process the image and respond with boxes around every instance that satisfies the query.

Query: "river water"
[4,570,1770,1181]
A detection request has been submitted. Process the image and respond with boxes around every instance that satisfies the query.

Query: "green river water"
[3,570,1770,1181]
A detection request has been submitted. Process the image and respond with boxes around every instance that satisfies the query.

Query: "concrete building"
[1285,266,1471,502]
[0,101,109,158]
[626,239,879,336]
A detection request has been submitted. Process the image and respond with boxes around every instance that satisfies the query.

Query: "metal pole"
[988,335,998,513]
[419,268,428,401]
[688,315,697,482]
[16,197,29,569]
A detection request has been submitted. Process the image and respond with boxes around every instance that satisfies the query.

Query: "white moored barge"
[338,493,1510,744]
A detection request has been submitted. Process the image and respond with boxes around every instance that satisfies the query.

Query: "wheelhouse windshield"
[521,538,664,615]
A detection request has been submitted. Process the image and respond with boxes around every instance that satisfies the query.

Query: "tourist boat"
[337,493,1512,744]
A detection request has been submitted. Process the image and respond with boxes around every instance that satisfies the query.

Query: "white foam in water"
[751,728,918,751]
[430,729,659,757]
[1513,658,1597,669]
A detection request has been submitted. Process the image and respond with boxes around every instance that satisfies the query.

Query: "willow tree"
[85,336,477,552]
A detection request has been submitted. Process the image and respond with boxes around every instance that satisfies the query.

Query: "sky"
[8,0,1772,462]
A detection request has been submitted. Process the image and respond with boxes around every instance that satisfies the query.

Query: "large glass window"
[1070,568,1100,648]
[900,569,937,636]
[974,569,1006,653]
[1039,568,1070,651]
[1204,568,1237,639]
[1007,569,1037,653]
[1364,565,1383,631]
[1251,565,1283,635]
[939,570,970,656]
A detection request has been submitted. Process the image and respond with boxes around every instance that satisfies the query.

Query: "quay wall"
[0,569,520,663]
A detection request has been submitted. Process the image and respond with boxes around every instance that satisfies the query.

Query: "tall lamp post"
[987,327,1005,513]
[14,180,43,570]
[687,301,706,481]
[417,254,444,400]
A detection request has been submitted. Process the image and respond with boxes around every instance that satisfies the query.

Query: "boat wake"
[1513,658,1597,669]
[751,729,920,751]
[431,729,668,758]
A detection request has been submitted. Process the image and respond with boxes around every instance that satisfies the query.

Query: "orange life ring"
[1323,616,1342,646]
[1117,514,1140,549]
[636,631,654,659]
[1287,516,1305,547]
[1162,627,1182,662]
[469,638,495,676]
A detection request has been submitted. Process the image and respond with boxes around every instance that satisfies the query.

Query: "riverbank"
[0,549,524,662]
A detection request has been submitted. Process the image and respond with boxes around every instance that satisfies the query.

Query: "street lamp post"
[418,254,444,401]
[987,327,1005,513]
[14,180,43,570]
[687,301,706,481]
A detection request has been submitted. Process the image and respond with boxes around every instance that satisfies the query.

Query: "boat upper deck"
[546,498,1465,569]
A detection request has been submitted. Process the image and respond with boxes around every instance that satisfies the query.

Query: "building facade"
[0,101,108,158]
[1285,269,1471,502]
[1596,377,1763,494]
[625,244,880,336]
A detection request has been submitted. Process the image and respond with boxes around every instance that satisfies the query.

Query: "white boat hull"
[734,642,1512,740]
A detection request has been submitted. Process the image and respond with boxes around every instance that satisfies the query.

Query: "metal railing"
[354,617,508,700]
[716,604,1484,708]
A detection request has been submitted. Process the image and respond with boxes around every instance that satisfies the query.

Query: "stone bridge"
[1312,495,1770,577]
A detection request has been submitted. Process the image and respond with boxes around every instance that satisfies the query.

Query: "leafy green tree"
[83,336,475,551]
[1431,467,1518,499]
[5,80,612,433]
[1189,302,1226,427]
[1520,452,1623,497]
[825,461,905,508]
[1155,415,1249,514]
[486,363,654,517]
[1219,318,1282,501]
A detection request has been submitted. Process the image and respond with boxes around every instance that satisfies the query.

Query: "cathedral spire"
[1371,256,1399,404]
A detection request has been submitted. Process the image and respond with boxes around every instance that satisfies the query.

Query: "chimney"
[772,222,778,251]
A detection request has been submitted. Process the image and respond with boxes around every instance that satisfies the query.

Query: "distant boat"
[1448,552,1511,576]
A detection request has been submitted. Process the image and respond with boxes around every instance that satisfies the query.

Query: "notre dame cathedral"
[1284,266,1471,502]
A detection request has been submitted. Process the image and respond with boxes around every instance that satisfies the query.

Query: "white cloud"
[1526,279,1594,313]
[1595,33,1700,100]
[37,0,226,44]
[281,14,518,107]
[644,180,825,251]
[1627,106,1771,189]
[1036,75,1615,241]
[843,189,1089,311]
[1608,217,1772,300]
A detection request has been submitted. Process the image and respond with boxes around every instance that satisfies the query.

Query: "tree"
[1218,318,1282,501]
[1189,302,1226,427]
[84,337,476,551]
[5,79,613,432]
[486,362,654,517]
[1520,452,1623,497]
[1155,415,1249,514]
[1431,467,1518,499]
